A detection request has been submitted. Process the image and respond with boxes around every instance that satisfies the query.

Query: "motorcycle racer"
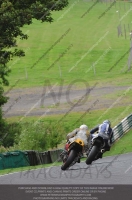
[60,124,90,163]
[88,120,113,159]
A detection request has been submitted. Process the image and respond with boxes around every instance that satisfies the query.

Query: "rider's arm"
[66,128,79,141]
[90,125,99,134]
[86,130,90,137]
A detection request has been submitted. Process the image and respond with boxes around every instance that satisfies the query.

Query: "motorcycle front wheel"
[86,145,99,165]
[61,149,77,170]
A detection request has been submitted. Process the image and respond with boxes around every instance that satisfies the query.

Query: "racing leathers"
[89,123,113,158]
[61,128,90,163]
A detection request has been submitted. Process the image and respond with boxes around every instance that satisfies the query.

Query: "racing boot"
[77,152,83,163]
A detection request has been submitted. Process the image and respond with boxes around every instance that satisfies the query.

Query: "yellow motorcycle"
[60,137,85,170]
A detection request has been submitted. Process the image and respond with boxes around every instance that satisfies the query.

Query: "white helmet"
[79,124,88,131]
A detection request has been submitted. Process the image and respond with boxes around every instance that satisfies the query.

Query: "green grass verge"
[104,129,132,157]
[4,0,132,90]
[0,161,62,176]
[6,105,132,129]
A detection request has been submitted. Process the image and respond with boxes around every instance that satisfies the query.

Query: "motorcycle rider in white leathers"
[63,124,90,163]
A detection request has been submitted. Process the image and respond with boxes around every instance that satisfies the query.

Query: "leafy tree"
[2,122,22,147]
[0,0,68,80]
[16,121,65,151]
[17,122,50,151]
[0,0,68,88]
[48,122,65,149]
[0,87,8,145]
[0,0,68,144]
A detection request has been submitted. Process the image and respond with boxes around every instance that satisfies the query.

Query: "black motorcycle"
[86,133,107,165]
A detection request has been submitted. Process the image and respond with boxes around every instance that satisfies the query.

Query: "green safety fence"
[0,150,29,170]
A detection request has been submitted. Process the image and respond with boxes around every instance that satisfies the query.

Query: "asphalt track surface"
[0,152,132,185]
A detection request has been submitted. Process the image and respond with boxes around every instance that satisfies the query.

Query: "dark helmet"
[103,120,111,126]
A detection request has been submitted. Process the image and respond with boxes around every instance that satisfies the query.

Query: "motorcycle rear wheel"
[86,145,99,165]
[61,149,77,170]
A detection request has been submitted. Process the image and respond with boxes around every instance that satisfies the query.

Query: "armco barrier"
[0,151,29,170]
[49,149,63,163]
[39,151,52,164]
[25,150,40,166]
[35,151,42,165]
[38,152,44,164]
[56,149,63,161]
[112,113,132,143]
[50,150,59,163]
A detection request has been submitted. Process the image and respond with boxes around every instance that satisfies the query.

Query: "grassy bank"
[6,106,132,129]
[4,0,132,90]
[105,129,132,157]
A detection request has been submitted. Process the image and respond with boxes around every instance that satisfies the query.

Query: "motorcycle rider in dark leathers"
[88,120,113,159]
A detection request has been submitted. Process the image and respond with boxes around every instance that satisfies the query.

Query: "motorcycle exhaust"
[101,149,105,153]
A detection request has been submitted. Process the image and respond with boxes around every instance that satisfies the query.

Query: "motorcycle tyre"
[86,145,99,165]
[61,149,77,170]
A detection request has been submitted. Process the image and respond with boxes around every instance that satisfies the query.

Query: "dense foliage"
[0,121,66,152]
[0,0,68,147]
